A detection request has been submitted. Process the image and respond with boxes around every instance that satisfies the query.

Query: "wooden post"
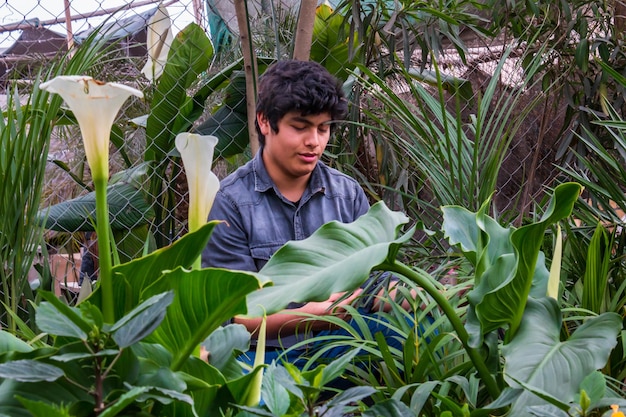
[63,0,74,51]
[293,0,317,61]
[234,0,260,155]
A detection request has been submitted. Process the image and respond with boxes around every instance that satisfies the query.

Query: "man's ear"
[257,113,270,135]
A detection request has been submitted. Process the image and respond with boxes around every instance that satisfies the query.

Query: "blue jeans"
[238,310,433,369]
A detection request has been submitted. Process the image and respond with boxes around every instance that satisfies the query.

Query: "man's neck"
[272,173,310,203]
[261,150,311,202]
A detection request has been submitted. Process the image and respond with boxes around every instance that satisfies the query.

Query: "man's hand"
[235,289,363,338]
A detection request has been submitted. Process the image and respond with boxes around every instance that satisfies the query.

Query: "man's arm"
[234,290,363,339]
[202,191,257,271]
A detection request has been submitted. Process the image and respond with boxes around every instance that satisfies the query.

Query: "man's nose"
[304,129,320,147]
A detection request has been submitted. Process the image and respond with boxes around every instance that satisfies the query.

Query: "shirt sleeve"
[354,183,370,219]
[201,190,258,272]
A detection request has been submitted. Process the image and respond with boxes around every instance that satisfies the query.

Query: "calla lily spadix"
[175,133,220,269]
[41,75,143,324]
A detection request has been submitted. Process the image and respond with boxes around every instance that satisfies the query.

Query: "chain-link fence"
[0,0,564,307]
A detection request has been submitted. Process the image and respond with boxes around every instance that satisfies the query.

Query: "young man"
[202,59,371,344]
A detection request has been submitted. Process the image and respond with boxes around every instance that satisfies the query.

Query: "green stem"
[94,177,114,323]
[381,261,501,401]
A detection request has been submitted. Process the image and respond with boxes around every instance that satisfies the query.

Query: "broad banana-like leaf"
[311,4,363,81]
[37,163,152,235]
[442,182,582,347]
[144,23,213,162]
[36,181,153,232]
[503,297,621,416]
[193,58,272,158]
[246,201,413,317]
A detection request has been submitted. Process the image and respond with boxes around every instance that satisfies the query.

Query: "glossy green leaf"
[328,386,378,408]
[144,23,213,162]
[581,223,610,313]
[246,201,412,317]
[51,350,119,362]
[0,378,89,417]
[261,363,291,416]
[194,71,250,158]
[0,360,64,382]
[15,396,71,417]
[36,181,154,232]
[90,221,219,320]
[222,367,265,408]
[503,297,621,415]
[110,291,174,348]
[443,182,582,346]
[0,332,33,354]
[36,292,92,340]
[201,323,250,372]
[311,4,362,81]
[143,267,261,370]
[98,386,150,417]
[577,371,606,408]
[362,398,415,417]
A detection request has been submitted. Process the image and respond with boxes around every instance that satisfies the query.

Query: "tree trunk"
[234,0,260,155]
[293,0,317,60]
[615,0,626,39]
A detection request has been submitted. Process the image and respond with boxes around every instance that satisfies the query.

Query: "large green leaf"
[36,291,93,339]
[246,201,412,317]
[311,4,362,81]
[201,324,250,372]
[87,221,218,319]
[142,267,261,370]
[194,71,250,158]
[144,23,213,162]
[0,332,33,354]
[36,181,154,232]
[87,221,261,371]
[502,297,621,416]
[0,360,64,382]
[110,291,174,348]
[193,58,273,158]
[0,378,88,417]
[442,182,582,347]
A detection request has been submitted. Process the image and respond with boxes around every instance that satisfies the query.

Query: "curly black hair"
[255,60,348,146]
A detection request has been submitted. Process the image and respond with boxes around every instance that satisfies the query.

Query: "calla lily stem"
[381,261,502,401]
[94,176,114,323]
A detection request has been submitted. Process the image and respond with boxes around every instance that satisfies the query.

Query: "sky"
[0,0,197,48]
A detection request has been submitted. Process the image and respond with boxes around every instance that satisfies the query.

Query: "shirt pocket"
[250,243,284,271]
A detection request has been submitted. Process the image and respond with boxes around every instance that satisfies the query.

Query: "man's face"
[258,111,332,182]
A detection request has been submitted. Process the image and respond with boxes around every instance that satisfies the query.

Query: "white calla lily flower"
[40,75,143,323]
[40,76,143,182]
[141,4,173,81]
[175,133,220,239]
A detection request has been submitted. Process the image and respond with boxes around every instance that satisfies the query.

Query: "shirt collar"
[252,148,327,195]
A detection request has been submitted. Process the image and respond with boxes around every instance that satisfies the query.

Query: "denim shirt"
[202,149,370,272]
